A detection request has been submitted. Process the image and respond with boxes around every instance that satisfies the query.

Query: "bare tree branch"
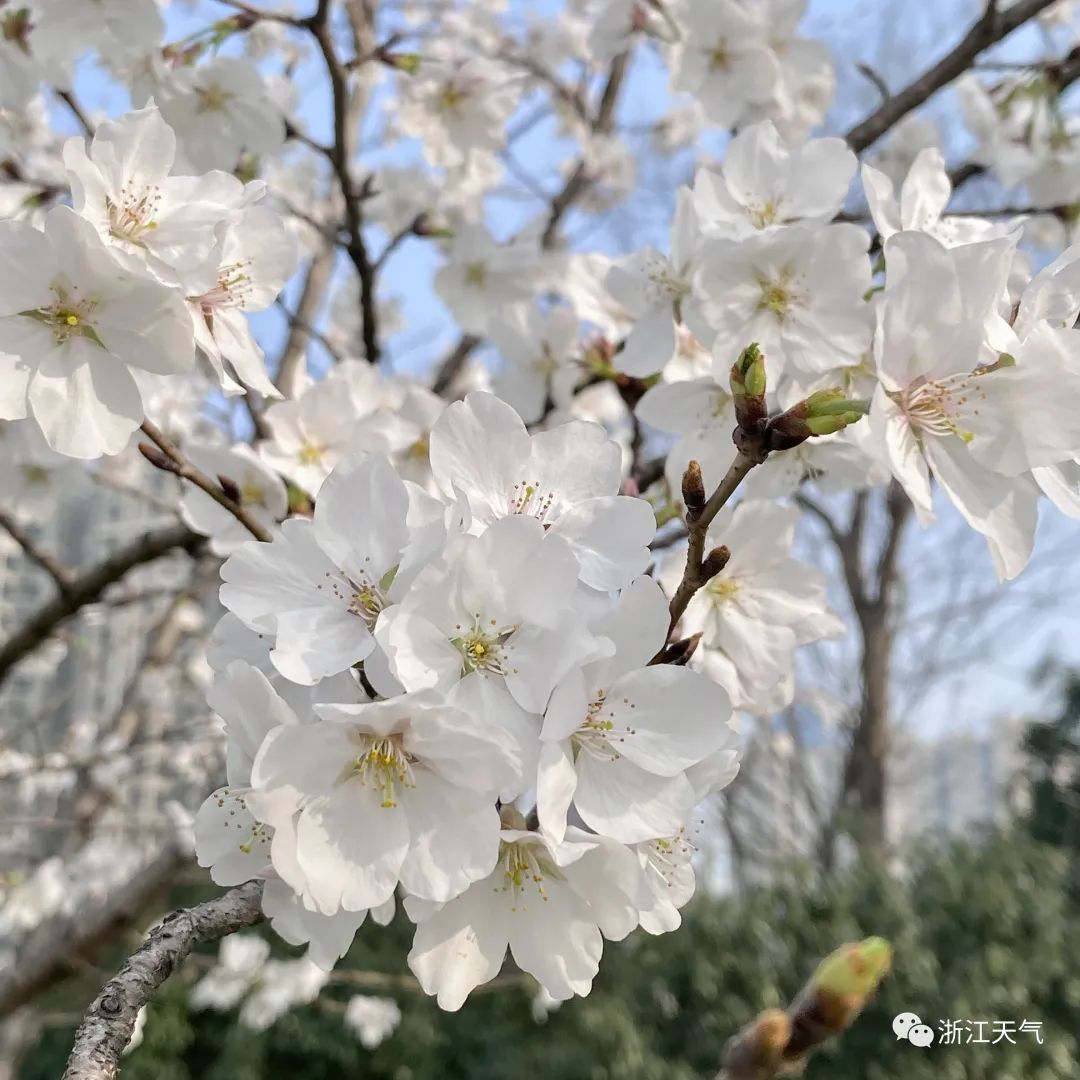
[62,882,266,1080]
[0,525,202,686]
[845,0,1060,153]
[0,507,74,592]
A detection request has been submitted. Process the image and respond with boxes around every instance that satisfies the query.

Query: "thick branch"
[0,524,202,686]
[63,882,266,1080]
[276,245,336,395]
[845,0,1059,153]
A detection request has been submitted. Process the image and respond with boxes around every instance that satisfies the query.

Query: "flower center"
[748,198,780,229]
[451,615,518,676]
[436,82,468,114]
[463,261,487,287]
[709,44,730,71]
[318,565,393,630]
[106,182,162,246]
[197,260,254,312]
[347,735,416,809]
[23,285,102,347]
[898,374,982,444]
[571,689,636,762]
[756,272,798,321]
[706,576,740,602]
[508,479,556,523]
[196,81,233,114]
[297,440,326,466]
[646,828,696,884]
[494,838,561,910]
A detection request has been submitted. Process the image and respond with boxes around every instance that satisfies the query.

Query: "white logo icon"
[893,1012,935,1047]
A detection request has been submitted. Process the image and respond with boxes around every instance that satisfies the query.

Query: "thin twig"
[0,508,74,592]
[139,421,273,543]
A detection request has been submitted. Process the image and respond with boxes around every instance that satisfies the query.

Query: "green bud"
[730,342,768,430]
[811,936,892,1000]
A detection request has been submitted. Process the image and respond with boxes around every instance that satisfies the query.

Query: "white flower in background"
[0,418,79,519]
[428,392,654,589]
[240,956,329,1031]
[64,104,246,284]
[490,304,580,424]
[434,224,538,333]
[248,692,517,913]
[406,824,642,1009]
[344,995,402,1049]
[194,662,300,887]
[869,231,1055,580]
[537,577,738,843]
[693,223,873,383]
[157,57,286,172]
[397,58,514,170]
[221,452,442,684]
[588,0,673,63]
[669,0,778,129]
[606,189,702,377]
[0,206,193,458]
[32,0,164,60]
[187,203,297,399]
[870,114,942,187]
[180,444,286,555]
[660,501,842,714]
[694,121,856,239]
[191,934,270,1012]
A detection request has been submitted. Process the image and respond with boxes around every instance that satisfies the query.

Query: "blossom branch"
[0,507,74,592]
[139,420,274,542]
[0,524,202,686]
[845,0,1060,153]
[275,245,336,395]
[62,881,266,1080]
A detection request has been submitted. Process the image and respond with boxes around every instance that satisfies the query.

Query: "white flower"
[63,104,242,283]
[660,501,842,714]
[220,452,442,684]
[490,304,580,424]
[376,514,598,734]
[344,995,402,1049]
[606,189,701,377]
[870,231,1046,581]
[180,444,286,555]
[157,57,286,172]
[240,956,329,1031]
[428,391,655,590]
[187,203,297,399]
[0,206,193,458]
[693,223,873,382]
[434,224,539,334]
[694,120,856,239]
[194,662,300,887]
[537,577,738,843]
[191,934,270,1012]
[669,0,778,129]
[406,824,642,1009]
[248,691,517,913]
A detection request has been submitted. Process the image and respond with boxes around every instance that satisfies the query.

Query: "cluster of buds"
[719,936,892,1080]
[729,343,869,461]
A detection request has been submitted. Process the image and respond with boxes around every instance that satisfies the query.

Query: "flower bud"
[700,544,731,581]
[766,389,869,451]
[730,342,768,429]
[658,632,702,666]
[721,1008,791,1080]
[217,473,242,505]
[681,460,706,520]
[138,443,178,474]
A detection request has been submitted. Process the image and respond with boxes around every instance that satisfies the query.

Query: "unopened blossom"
[248,692,518,913]
[428,391,655,589]
[157,57,286,172]
[406,824,642,1009]
[669,0,778,129]
[64,104,246,285]
[694,120,856,239]
[660,501,842,714]
[220,452,443,684]
[187,203,297,399]
[693,223,873,382]
[537,577,738,843]
[180,444,287,555]
[0,206,193,458]
[606,189,702,377]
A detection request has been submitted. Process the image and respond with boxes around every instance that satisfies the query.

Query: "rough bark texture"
[62,881,265,1080]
